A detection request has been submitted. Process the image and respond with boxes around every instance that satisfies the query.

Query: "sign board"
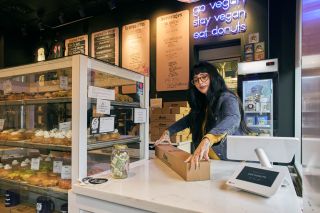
[156,10,190,91]
[122,20,150,76]
[88,86,115,100]
[134,108,147,123]
[59,122,71,131]
[91,27,119,65]
[96,99,111,114]
[65,35,88,56]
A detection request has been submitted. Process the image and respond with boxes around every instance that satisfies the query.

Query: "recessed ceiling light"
[177,0,200,3]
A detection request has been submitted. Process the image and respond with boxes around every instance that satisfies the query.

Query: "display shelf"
[248,124,271,128]
[0,177,68,200]
[0,140,71,151]
[0,97,71,106]
[87,135,140,151]
[244,111,271,114]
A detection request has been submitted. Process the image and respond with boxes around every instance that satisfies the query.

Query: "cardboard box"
[155,144,210,181]
[150,121,172,129]
[150,108,162,115]
[151,134,181,143]
[162,106,190,115]
[150,114,183,122]
[122,85,137,94]
[163,101,189,108]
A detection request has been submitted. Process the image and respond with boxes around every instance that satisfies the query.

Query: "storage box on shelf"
[0,55,149,211]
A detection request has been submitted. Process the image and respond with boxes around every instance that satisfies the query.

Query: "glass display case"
[0,55,149,211]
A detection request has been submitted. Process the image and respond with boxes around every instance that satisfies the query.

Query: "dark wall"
[2,0,296,137]
[269,0,296,137]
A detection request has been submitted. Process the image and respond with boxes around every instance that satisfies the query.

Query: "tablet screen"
[236,166,279,187]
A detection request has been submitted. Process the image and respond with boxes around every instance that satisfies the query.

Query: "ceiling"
[0,0,145,34]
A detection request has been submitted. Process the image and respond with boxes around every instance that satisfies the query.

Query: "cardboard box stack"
[150,101,192,143]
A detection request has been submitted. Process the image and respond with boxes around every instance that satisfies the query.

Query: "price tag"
[61,165,72,179]
[99,117,115,133]
[38,75,45,87]
[96,99,111,114]
[59,122,71,131]
[88,86,115,100]
[53,161,63,173]
[150,98,162,108]
[0,119,5,130]
[134,108,147,123]
[60,76,68,90]
[31,158,40,170]
[3,80,12,94]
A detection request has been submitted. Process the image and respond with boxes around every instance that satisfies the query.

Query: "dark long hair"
[188,62,251,143]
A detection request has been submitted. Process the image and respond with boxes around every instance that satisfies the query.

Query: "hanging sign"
[96,99,111,114]
[65,35,88,56]
[122,20,150,76]
[156,10,190,91]
[92,27,119,65]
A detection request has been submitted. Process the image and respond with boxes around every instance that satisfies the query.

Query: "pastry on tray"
[58,179,71,189]
[31,130,44,143]
[7,131,25,141]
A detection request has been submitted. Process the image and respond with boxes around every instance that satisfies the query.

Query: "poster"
[91,28,119,65]
[156,10,189,91]
[122,20,150,76]
[65,35,88,56]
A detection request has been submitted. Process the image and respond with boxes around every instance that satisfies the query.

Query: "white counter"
[70,159,302,213]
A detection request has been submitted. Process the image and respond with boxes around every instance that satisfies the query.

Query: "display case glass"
[0,55,149,211]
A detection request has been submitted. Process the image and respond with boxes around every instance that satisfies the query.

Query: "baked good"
[0,129,14,140]
[58,179,71,189]
[44,92,52,98]
[53,131,65,145]
[97,133,111,141]
[1,164,12,178]
[110,132,120,139]
[31,130,44,143]
[43,131,53,144]
[7,131,24,141]
[24,129,35,139]
[64,130,72,146]
[11,160,20,170]
[34,93,43,99]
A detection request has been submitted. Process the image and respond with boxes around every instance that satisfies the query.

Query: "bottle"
[111,144,130,179]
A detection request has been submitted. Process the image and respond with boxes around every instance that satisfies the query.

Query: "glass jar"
[111,144,130,179]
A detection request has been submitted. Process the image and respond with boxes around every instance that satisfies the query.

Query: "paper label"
[31,158,40,170]
[3,80,12,94]
[88,86,115,100]
[99,117,115,133]
[134,108,147,123]
[53,161,63,173]
[150,98,162,108]
[0,119,5,130]
[61,165,72,179]
[96,99,111,114]
[59,122,71,131]
[60,76,68,90]
[38,75,45,87]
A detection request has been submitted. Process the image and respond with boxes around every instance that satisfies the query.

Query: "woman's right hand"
[154,130,171,146]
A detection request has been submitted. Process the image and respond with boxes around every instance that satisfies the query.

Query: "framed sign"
[122,20,150,76]
[65,35,88,56]
[156,10,190,91]
[91,27,119,65]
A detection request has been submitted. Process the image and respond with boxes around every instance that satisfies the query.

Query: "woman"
[155,62,252,168]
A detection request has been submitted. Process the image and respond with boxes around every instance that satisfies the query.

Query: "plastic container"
[111,144,130,179]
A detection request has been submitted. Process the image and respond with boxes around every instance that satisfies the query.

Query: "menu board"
[65,35,88,56]
[122,20,150,76]
[156,10,189,91]
[91,28,119,65]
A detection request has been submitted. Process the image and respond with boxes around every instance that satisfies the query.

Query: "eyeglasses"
[191,74,209,85]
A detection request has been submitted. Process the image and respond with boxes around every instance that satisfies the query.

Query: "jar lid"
[113,144,128,150]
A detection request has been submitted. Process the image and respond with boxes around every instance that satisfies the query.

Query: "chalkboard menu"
[156,10,189,91]
[91,28,119,65]
[65,35,88,56]
[122,20,150,76]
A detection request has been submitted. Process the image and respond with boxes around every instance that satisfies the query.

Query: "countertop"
[72,159,301,213]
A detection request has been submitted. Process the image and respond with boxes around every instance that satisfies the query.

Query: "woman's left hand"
[185,137,211,170]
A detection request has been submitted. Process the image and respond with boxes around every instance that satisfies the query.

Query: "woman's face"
[192,72,210,95]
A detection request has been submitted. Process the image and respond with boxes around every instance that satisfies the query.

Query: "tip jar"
[111,144,130,179]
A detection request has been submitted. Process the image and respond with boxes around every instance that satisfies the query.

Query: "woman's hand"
[154,130,171,146]
[185,137,211,169]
